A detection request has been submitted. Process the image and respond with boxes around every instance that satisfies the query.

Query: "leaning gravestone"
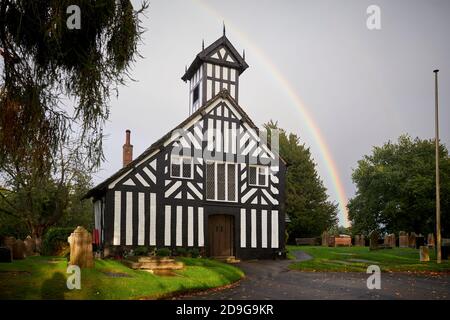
[0,247,12,263]
[23,236,35,256]
[419,246,430,262]
[369,230,379,251]
[12,239,26,260]
[68,226,94,268]
[399,231,408,248]
[427,233,435,248]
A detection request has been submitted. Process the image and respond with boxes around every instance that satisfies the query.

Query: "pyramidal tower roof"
[182,34,249,81]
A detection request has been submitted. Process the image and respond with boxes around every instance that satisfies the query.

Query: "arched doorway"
[208,214,234,257]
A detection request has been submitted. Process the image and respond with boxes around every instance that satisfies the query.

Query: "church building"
[85,32,287,260]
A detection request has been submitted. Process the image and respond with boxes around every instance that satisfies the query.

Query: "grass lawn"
[0,256,244,300]
[288,245,450,273]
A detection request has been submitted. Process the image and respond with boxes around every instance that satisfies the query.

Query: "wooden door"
[208,215,234,257]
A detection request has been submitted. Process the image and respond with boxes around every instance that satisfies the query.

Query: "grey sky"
[96,0,450,226]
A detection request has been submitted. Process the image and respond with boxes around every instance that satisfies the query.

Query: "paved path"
[181,251,450,300]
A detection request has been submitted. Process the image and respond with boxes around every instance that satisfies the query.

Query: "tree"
[0,136,95,251]
[0,0,148,169]
[264,121,338,240]
[348,135,450,236]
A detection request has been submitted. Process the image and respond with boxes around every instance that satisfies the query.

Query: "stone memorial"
[399,231,408,248]
[68,226,94,268]
[355,235,365,246]
[408,232,417,248]
[384,233,396,248]
[24,236,35,256]
[3,236,15,251]
[419,246,430,262]
[12,239,26,260]
[427,233,435,247]
[369,230,379,251]
[334,235,352,247]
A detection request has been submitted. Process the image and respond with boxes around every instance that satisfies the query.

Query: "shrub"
[189,248,200,258]
[133,246,149,256]
[155,248,171,257]
[42,227,74,256]
[174,247,187,257]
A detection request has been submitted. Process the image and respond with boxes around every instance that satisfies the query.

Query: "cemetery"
[288,230,450,273]
[0,226,244,300]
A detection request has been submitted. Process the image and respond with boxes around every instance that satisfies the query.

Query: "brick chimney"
[123,129,133,167]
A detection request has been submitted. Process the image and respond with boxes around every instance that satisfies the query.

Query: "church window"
[249,165,268,187]
[206,161,237,202]
[171,156,193,179]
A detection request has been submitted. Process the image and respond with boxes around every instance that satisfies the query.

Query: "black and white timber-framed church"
[85,31,287,260]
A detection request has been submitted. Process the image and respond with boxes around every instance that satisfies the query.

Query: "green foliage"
[0,0,148,168]
[188,248,200,258]
[155,248,171,257]
[348,135,450,236]
[133,246,149,256]
[174,247,187,257]
[55,171,94,230]
[41,227,74,256]
[265,121,338,239]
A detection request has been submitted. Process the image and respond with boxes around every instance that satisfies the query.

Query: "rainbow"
[192,0,350,226]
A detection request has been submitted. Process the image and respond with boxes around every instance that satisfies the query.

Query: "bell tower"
[182,29,249,114]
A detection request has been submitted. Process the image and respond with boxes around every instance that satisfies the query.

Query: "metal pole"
[433,69,441,264]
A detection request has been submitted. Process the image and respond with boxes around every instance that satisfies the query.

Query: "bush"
[133,246,149,256]
[174,247,187,257]
[189,248,200,258]
[155,248,171,257]
[42,227,74,256]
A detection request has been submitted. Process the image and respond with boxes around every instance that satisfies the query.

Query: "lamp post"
[433,69,441,264]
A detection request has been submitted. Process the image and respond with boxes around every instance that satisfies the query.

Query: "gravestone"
[321,231,329,247]
[355,235,365,246]
[3,236,15,251]
[384,234,396,248]
[408,232,417,248]
[427,233,435,247]
[334,235,352,247]
[419,246,430,262]
[399,231,409,248]
[360,235,366,246]
[12,239,26,260]
[0,247,12,263]
[369,230,379,251]
[23,236,35,256]
[68,226,94,268]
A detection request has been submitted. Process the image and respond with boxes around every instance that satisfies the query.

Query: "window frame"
[248,165,269,187]
[205,160,238,203]
[170,155,194,180]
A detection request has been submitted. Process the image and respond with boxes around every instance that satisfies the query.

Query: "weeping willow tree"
[0,0,148,169]
[0,1,148,248]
